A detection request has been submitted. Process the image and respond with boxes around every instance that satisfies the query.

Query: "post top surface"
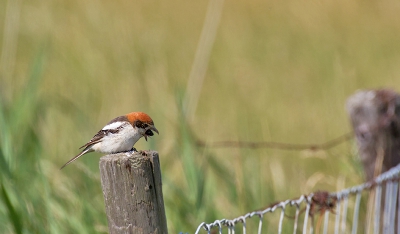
[100,150,159,162]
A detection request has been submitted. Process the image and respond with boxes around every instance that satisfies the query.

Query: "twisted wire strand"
[194,163,400,234]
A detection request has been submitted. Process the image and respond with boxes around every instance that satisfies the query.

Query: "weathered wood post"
[99,151,168,234]
[346,89,400,181]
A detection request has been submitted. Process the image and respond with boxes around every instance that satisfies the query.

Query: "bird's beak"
[149,126,159,135]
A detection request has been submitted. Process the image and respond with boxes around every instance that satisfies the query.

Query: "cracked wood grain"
[99,151,168,234]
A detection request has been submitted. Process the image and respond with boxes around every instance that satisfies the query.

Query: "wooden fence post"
[347,89,400,181]
[99,151,168,234]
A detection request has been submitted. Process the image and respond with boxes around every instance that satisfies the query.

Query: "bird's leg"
[130,147,138,152]
[138,149,151,156]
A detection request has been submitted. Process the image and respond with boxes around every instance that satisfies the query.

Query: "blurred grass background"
[0,0,400,233]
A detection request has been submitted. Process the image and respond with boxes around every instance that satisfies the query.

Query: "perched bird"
[60,112,159,169]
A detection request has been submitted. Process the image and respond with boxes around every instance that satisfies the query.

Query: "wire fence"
[194,163,400,234]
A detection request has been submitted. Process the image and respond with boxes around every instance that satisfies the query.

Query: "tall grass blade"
[1,184,22,234]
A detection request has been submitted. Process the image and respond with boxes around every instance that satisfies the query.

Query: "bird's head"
[127,112,159,141]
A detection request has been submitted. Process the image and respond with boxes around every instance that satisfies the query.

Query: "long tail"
[60,148,94,170]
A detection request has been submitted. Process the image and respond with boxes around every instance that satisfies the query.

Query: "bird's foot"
[119,148,137,155]
[129,147,138,153]
[138,149,151,156]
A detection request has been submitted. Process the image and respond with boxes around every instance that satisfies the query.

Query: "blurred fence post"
[99,151,168,234]
[347,89,400,181]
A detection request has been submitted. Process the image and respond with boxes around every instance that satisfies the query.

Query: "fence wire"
[194,163,400,234]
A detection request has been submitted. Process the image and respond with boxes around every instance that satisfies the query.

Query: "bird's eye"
[135,120,144,128]
[143,123,149,128]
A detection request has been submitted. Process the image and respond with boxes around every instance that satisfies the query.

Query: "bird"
[60,112,159,169]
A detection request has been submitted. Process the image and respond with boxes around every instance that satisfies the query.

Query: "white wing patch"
[102,121,125,130]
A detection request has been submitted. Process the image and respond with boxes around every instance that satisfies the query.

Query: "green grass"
[1,0,400,233]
